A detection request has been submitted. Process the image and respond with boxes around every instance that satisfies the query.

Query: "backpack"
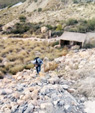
[35,57,43,65]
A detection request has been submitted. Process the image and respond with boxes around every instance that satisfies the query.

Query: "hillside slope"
[0,0,95,25]
[0,47,95,113]
[0,0,26,9]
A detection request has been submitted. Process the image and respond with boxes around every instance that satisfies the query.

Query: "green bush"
[79,19,87,24]
[69,27,78,32]
[51,31,63,37]
[56,24,63,31]
[38,8,42,12]
[46,25,53,30]
[77,25,87,33]
[19,15,26,22]
[34,9,37,12]
[12,23,30,34]
[67,19,78,26]
[34,0,38,2]
[52,41,59,47]
[84,43,93,49]
[73,0,78,3]
[30,23,40,33]
[65,18,95,33]
[87,18,95,31]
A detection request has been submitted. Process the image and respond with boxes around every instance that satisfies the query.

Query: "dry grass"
[75,76,95,98]
[9,64,24,75]
[0,39,65,75]
[44,61,58,72]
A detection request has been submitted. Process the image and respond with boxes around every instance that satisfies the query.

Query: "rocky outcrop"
[1,48,95,113]
[55,48,95,98]
[0,69,85,113]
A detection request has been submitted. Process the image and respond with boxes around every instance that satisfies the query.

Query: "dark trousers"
[36,65,41,74]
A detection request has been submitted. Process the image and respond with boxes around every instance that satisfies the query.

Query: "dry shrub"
[24,64,34,69]
[75,76,95,97]
[44,61,58,72]
[20,50,27,56]
[7,54,24,62]
[1,46,17,57]
[7,54,17,61]
[5,62,15,71]
[0,39,63,74]
[0,67,6,74]
[23,34,29,38]
[17,54,25,61]
[33,47,42,52]
[49,62,58,70]
[62,47,68,56]
[24,57,34,63]
[43,40,49,46]
[9,65,24,75]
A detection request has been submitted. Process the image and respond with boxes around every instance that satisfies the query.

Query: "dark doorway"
[60,40,82,48]
[74,42,82,47]
[60,40,70,46]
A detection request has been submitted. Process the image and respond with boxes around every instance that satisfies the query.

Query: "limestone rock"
[41,26,48,33]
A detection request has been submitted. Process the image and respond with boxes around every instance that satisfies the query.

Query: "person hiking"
[32,57,43,75]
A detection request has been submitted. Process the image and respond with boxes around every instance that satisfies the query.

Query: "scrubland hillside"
[0,0,95,25]
[0,1,95,113]
[0,38,65,76]
[0,0,26,9]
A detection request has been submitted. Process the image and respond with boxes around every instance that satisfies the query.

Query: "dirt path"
[1,36,60,42]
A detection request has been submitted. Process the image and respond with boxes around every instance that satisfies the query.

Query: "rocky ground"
[0,48,95,113]
[0,70,85,113]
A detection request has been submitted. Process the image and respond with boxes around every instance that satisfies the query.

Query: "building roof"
[59,32,86,43]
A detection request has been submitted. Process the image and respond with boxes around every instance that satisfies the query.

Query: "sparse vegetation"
[34,0,38,2]
[51,31,63,37]
[56,24,63,31]
[19,15,26,23]
[73,0,78,3]
[0,39,64,75]
[65,18,95,33]
[0,0,26,9]
[38,8,42,12]
[46,25,53,30]
[6,20,42,35]
[87,18,95,31]
[11,23,30,34]
[66,19,78,26]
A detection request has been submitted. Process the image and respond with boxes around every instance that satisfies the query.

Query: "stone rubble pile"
[0,69,85,113]
[1,48,95,113]
[55,48,95,98]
